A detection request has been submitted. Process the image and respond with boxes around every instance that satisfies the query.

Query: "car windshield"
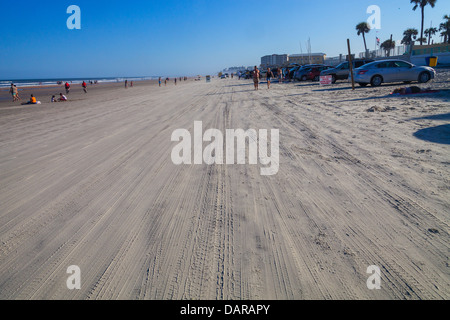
[336,62,349,69]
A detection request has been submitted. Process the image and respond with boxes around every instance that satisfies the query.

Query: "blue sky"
[0,0,449,79]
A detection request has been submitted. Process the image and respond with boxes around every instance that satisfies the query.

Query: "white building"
[261,54,289,68]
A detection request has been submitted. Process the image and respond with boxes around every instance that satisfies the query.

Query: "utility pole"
[347,39,355,90]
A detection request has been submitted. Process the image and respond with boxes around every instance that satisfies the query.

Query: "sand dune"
[0,73,449,300]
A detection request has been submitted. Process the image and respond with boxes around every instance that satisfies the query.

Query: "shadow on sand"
[336,89,450,102]
[409,113,450,121]
[225,83,254,87]
[413,124,450,145]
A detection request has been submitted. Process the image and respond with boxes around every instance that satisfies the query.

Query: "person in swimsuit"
[9,84,18,102]
[392,86,422,94]
[266,68,274,89]
[253,66,260,91]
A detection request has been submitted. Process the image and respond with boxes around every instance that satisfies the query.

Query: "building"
[261,54,288,68]
[288,53,326,65]
[223,66,247,74]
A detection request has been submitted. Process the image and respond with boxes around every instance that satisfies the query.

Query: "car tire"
[418,72,431,83]
[358,83,368,87]
[370,75,383,87]
[313,75,319,81]
[301,76,307,81]
[331,75,336,84]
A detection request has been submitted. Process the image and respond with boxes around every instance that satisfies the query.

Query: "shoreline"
[0,79,161,105]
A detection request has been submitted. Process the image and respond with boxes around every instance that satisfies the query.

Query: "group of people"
[8,83,70,105]
[251,66,284,90]
[51,93,68,102]
[9,84,21,101]
[158,76,188,87]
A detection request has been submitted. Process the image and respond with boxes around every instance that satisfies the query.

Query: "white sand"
[0,73,449,300]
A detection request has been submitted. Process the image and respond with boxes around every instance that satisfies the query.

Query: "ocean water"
[0,77,158,88]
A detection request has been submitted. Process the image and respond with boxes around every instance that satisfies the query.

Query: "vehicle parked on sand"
[293,64,324,81]
[353,60,436,87]
[305,65,334,81]
[320,59,374,83]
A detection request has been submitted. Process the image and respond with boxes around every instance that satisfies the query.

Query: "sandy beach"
[0,71,449,300]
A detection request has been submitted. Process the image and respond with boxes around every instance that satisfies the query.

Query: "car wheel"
[331,75,336,84]
[358,83,368,87]
[370,75,383,87]
[418,72,431,83]
[313,75,319,81]
[301,76,307,81]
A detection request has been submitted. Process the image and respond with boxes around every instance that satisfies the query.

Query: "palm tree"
[402,28,419,45]
[439,14,450,43]
[356,22,370,54]
[417,37,428,44]
[410,0,437,45]
[424,27,438,45]
[380,39,396,57]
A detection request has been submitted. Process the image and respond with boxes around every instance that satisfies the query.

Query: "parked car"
[320,59,374,83]
[284,66,300,80]
[353,60,436,87]
[293,64,324,81]
[306,65,334,81]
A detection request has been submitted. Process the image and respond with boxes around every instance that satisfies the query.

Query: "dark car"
[293,64,324,81]
[284,66,300,80]
[320,59,374,83]
[305,65,333,81]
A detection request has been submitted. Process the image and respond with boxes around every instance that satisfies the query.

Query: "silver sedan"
[353,60,436,87]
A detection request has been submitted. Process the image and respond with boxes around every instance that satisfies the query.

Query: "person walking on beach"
[159,77,162,87]
[266,68,274,90]
[165,78,167,86]
[277,67,283,83]
[65,82,70,94]
[125,80,128,88]
[14,85,21,101]
[253,66,260,91]
[82,81,87,93]
[174,78,177,85]
[9,84,18,102]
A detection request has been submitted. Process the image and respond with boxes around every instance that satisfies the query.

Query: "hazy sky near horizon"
[1,0,449,79]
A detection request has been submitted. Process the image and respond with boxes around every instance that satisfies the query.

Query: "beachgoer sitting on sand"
[392,86,422,95]
[51,95,58,102]
[59,93,68,101]
[24,94,40,105]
